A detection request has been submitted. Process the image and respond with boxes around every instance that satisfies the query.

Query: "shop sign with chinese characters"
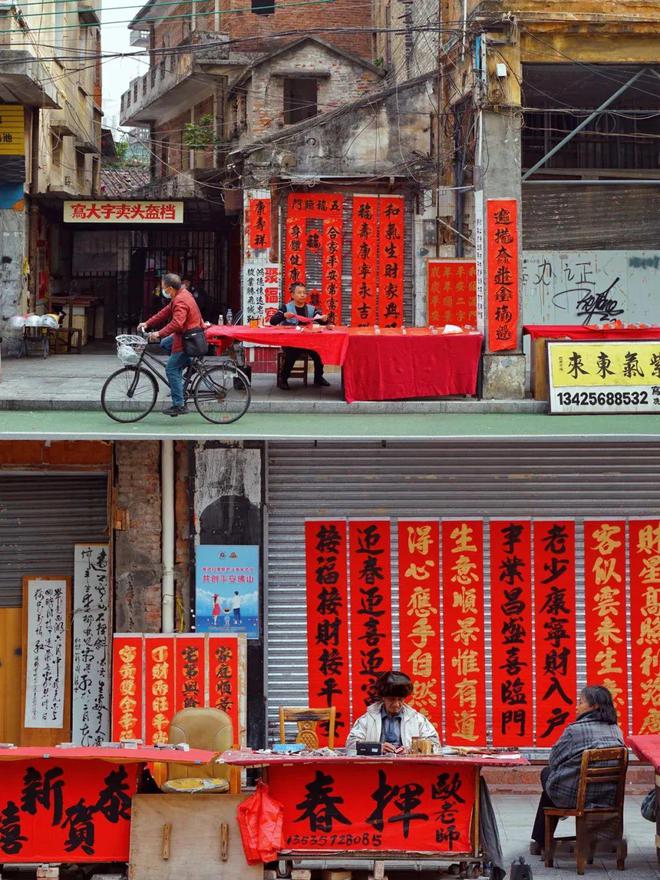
[548,340,660,414]
[0,104,24,155]
[0,760,138,862]
[242,261,280,324]
[63,201,183,223]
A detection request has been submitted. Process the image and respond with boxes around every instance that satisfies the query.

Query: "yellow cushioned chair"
[155,707,240,794]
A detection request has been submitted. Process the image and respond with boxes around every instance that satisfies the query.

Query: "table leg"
[655,773,660,866]
[473,767,481,857]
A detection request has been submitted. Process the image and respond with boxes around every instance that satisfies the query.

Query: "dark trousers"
[281,347,324,381]
[532,766,557,843]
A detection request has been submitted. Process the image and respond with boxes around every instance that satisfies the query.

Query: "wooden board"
[532,337,550,400]
[0,607,22,744]
[129,794,262,880]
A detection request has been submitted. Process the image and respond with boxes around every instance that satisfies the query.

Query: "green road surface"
[0,410,659,441]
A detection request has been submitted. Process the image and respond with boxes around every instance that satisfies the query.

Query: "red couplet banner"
[285,195,307,288]
[144,636,175,745]
[441,520,487,746]
[534,521,576,746]
[349,520,393,714]
[208,636,240,743]
[378,195,405,327]
[268,762,475,853]
[584,521,628,735]
[249,197,271,250]
[0,759,138,862]
[427,260,477,328]
[629,520,660,735]
[398,520,442,733]
[322,217,343,323]
[490,520,533,747]
[111,636,143,741]
[351,196,379,327]
[305,520,351,745]
[486,199,518,352]
[174,635,206,713]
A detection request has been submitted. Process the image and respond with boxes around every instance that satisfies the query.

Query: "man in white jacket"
[345,671,440,754]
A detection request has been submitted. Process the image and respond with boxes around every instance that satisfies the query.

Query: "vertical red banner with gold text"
[144,635,175,744]
[630,520,660,735]
[441,520,487,746]
[427,260,477,328]
[378,195,405,327]
[305,520,350,744]
[351,196,378,327]
[398,520,441,732]
[584,520,628,735]
[322,216,343,323]
[534,521,576,746]
[174,634,206,713]
[490,521,533,746]
[349,520,393,714]
[486,198,518,351]
[249,197,271,250]
[111,635,143,741]
[285,194,307,288]
[208,636,240,745]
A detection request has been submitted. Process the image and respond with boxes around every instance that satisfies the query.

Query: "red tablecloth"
[523,325,660,341]
[206,325,482,403]
[221,748,528,768]
[627,735,660,769]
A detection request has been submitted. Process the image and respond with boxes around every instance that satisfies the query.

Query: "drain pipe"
[161,440,175,633]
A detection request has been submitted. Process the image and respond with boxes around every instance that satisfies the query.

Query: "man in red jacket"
[138,273,203,416]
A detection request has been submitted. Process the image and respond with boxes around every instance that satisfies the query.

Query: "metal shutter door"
[265,440,660,747]
[0,474,108,606]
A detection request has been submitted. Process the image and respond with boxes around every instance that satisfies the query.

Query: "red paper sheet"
[111,636,143,742]
[629,519,660,735]
[208,636,240,745]
[523,325,660,341]
[174,635,205,712]
[144,636,175,745]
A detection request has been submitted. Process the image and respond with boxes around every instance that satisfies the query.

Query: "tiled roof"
[100,166,151,198]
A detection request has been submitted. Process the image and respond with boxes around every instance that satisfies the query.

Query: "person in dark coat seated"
[530,685,625,854]
[270,282,333,390]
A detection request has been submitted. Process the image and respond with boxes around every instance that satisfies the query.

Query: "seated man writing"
[345,670,440,754]
[270,282,332,390]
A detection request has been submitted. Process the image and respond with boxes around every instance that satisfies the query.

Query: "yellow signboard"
[548,340,660,414]
[0,105,24,156]
[63,201,184,223]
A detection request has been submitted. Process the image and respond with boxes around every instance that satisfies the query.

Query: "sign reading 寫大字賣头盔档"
[195,545,259,638]
[63,201,184,223]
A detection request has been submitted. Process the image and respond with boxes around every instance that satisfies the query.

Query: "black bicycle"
[101,334,251,424]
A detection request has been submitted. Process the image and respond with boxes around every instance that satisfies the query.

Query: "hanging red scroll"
[378,195,405,327]
[285,194,307,289]
[174,634,206,712]
[486,199,518,351]
[249,197,271,250]
[398,520,441,732]
[305,520,350,743]
[322,218,343,323]
[208,636,240,744]
[144,636,175,745]
[441,520,487,746]
[490,520,533,747]
[111,636,143,741]
[630,519,660,735]
[351,196,378,327]
[534,520,576,746]
[584,520,628,735]
[427,260,477,328]
[349,520,393,714]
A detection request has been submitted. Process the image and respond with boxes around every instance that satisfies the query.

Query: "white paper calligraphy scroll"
[24,577,68,729]
[72,544,111,745]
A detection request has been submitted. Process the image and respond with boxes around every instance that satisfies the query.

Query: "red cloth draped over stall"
[629,519,660,735]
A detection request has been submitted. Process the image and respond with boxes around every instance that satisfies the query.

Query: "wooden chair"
[278,706,336,749]
[544,746,628,874]
[276,349,309,387]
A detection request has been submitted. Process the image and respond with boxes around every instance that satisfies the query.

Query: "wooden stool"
[277,349,309,386]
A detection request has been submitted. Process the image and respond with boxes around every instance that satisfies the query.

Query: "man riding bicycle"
[138,272,203,417]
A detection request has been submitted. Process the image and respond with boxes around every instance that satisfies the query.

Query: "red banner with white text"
[630,519,660,735]
[351,196,379,327]
[144,636,175,745]
[490,520,533,746]
[398,520,442,732]
[0,759,139,862]
[111,636,143,741]
[305,520,351,743]
[584,520,628,735]
[534,520,576,746]
[174,635,206,712]
[349,520,393,713]
[268,762,475,853]
[486,199,518,351]
[208,636,240,744]
[441,520,487,746]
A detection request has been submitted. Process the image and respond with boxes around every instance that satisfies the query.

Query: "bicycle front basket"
[116,334,146,366]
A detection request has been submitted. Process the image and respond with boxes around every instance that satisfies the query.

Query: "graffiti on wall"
[522,250,660,326]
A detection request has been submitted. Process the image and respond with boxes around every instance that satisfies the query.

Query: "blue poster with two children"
[195,544,259,638]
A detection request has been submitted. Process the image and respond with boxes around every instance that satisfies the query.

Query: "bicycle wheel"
[101,366,158,423]
[194,364,251,424]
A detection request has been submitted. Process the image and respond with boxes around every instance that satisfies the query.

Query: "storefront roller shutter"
[265,440,660,748]
[0,474,108,607]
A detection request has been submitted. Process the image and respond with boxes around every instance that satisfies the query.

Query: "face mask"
[161,288,171,300]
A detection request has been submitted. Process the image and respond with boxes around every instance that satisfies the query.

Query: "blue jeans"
[161,336,190,407]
